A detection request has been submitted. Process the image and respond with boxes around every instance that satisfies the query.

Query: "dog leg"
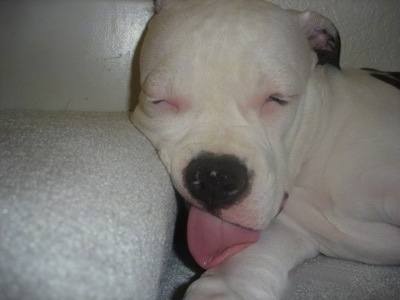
[184,217,317,300]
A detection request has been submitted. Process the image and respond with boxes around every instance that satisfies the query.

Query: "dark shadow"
[171,279,197,300]
[173,192,202,271]
[171,191,202,300]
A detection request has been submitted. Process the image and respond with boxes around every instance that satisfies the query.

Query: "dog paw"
[184,275,242,300]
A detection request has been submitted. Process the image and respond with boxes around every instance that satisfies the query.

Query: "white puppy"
[132,0,400,298]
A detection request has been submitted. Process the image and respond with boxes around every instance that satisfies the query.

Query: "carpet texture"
[0,110,175,300]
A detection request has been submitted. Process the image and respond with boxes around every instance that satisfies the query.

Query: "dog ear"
[299,11,341,69]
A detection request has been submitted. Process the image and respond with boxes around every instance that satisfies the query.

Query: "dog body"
[132,0,400,298]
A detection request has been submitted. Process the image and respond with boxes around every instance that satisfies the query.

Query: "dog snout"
[184,152,249,211]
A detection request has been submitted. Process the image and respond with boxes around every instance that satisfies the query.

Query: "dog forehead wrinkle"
[144,18,312,103]
[144,0,306,69]
[141,6,315,107]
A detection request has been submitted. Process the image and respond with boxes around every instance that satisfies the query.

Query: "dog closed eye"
[151,100,166,105]
[267,95,288,106]
[150,99,179,113]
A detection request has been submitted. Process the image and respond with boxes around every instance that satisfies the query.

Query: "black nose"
[184,152,249,211]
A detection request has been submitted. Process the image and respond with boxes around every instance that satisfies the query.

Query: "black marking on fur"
[362,68,400,89]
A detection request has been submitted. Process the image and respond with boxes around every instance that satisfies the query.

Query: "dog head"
[132,0,340,267]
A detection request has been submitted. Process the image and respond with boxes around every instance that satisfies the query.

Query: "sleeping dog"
[132,0,400,298]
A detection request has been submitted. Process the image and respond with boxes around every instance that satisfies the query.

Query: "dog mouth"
[187,206,259,269]
[187,193,288,270]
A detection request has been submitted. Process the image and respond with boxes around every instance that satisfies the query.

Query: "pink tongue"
[187,206,259,270]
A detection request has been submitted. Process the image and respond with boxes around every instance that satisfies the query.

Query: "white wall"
[0,0,399,111]
[0,0,152,111]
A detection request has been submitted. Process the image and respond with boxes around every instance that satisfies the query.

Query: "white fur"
[132,0,400,298]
